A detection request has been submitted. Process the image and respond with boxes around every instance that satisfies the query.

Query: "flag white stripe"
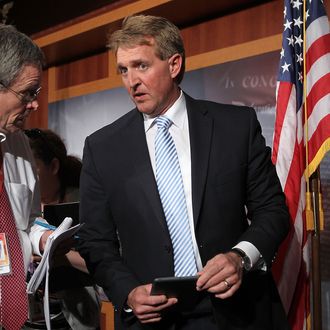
[275,86,297,187]
[307,53,330,94]
[306,15,330,49]
[306,94,330,138]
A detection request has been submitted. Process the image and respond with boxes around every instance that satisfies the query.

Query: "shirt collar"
[144,90,186,132]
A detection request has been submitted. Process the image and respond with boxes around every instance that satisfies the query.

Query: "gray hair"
[0,24,45,89]
[107,15,185,84]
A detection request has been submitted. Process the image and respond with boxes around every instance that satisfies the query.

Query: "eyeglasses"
[0,82,42,104]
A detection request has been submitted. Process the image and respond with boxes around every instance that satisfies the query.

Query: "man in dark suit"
[78,15,290,330]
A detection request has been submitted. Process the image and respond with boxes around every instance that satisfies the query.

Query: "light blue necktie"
[155,116,197,276]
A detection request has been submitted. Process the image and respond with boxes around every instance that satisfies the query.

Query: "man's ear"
[168,54,182,79]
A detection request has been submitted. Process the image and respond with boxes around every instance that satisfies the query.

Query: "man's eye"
[138,63,148,70]
[118,67,127,75]
[26,90,34,98]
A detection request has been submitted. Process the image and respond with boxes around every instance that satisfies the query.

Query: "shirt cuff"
[29,217,49,256]
[233,241,265,270]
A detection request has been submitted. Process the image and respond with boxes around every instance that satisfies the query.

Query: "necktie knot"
[156,116,172,131]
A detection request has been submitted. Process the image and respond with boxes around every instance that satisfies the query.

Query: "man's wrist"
[230,248,252,271]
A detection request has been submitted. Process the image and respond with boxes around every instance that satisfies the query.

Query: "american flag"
[271,0,330,329]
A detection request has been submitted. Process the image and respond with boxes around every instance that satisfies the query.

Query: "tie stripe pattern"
[0,183,29,330]
[155,116,197,276]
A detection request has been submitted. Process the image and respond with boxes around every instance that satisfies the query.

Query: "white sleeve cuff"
[233,241,261,268]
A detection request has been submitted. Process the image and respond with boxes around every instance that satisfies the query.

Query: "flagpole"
[310,170,322,330]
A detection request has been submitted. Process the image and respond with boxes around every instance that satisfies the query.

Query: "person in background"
[26,128,81,206]
[25,128,101,330]
[78,15,290,330]
[0,23,49,329]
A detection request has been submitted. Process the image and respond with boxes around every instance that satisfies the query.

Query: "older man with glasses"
[0,24,51,330]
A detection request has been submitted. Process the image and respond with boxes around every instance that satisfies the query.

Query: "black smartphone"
[151,275,202,311]
[151,275,198,297]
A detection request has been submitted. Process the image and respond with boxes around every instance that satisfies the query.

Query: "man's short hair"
[107,15,185,84]
[0,24,45,89]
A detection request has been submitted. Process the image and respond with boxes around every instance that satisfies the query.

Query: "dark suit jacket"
[78,93,290,330]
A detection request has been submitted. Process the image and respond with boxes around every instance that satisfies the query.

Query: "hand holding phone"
[151,275,203,311]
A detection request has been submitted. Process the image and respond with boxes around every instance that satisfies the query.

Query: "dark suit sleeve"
[77,137,140,312]
[239,108,290,267]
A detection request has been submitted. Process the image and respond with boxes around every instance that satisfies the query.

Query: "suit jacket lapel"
[123,110,170,233]
[185,94,213,226]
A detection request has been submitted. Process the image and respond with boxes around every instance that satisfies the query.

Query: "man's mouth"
[133,92,146,101]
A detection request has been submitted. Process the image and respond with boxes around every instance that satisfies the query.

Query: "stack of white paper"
[27,217,83,329]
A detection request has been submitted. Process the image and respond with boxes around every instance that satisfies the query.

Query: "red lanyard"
[0,150,4,193]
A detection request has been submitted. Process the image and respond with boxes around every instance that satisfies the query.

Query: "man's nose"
[26,99,39,112]
[127,70,140,89]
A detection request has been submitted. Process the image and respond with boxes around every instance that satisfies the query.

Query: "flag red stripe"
[272,223,295,283]
[288,259,310,330]
[272,138,304,283]
[306,72,330,118]
[308,114,330,162]
[306,33,330,73]
[284,139,305,221]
